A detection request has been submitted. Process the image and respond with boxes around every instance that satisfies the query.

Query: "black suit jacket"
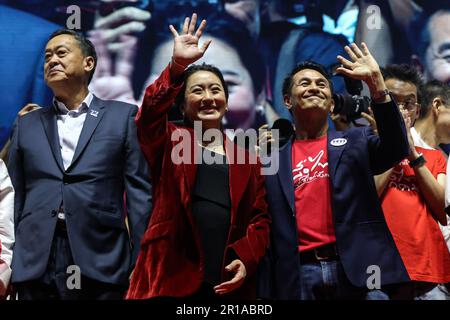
[259,99,411,299]
[8,96,152,286]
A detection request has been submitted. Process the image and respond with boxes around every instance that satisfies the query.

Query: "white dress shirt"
[55,92,93,171]
[0,159,14,295]
[54,92,93,220]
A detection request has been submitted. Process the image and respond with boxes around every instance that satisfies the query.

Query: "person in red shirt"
[259,44,411,300]
[375,65,450,299]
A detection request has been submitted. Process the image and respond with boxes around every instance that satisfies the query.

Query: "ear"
[283,94,293,110]
[329,97,335,114]
[84,56,95,73]
[255,89,266,107]
[411,55,425,77]
[434,97,444,114]
[179,102,185,116]
[415,104,421,119]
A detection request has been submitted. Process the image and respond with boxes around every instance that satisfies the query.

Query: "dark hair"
[282,61,333,97]
[174,63,229,117]
[419,80,450,118]
[382,64,423,103]
[47,29,97,84]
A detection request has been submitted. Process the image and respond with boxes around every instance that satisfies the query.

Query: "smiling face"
[44,34,94,89]
[182,70,227,130]
[284,68,334,122]
[424,11,450,85]
[146,37,257,130]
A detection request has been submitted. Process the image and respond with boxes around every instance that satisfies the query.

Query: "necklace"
[198,140,225,154]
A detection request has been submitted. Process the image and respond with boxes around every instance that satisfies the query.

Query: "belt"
[299,243,339,264]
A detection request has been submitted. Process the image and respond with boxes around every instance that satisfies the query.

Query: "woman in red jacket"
[126,13,270,300]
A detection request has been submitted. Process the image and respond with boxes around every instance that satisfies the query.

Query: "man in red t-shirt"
[259,43,411,300]
[375,65,450,299]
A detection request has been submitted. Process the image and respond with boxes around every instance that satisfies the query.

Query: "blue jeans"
[299,260,389,300]
[389,282,450,300]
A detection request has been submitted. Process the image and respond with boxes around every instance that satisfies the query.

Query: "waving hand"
[169,13,212,73]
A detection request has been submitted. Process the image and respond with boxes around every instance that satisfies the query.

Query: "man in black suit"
[8,29,152,299]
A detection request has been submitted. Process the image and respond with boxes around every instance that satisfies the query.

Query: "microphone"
[271,118,294,146]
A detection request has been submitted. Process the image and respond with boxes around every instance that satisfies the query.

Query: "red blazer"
[126,66,271,300]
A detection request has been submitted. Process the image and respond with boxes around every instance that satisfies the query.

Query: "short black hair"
[419,80,450,118]
[282,61,333,97]
[47,29,97,84]
[382,64,423,103]
[174,63,229,115]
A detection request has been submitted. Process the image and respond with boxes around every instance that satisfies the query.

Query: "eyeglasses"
[397,100,419,111]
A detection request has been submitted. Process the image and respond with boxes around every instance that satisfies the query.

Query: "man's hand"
[330,113,350,131]
[169,13,212,77]
[360,107,378,134]
[255,124,275,156]
[336,43,390,102]
[213,259,247,295]
[399,106,420,161]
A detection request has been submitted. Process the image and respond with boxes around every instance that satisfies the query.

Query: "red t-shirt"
[381,147,450,283]
[292,135,336,252]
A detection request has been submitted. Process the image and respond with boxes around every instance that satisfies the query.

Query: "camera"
[332,72,371,122]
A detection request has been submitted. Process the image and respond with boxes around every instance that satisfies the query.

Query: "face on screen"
[145,36,257,130]
[424,11,450,85]
[224,0,261,38]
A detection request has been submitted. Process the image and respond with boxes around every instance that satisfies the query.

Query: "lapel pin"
[90,110,99,117]
[330,138,347,147]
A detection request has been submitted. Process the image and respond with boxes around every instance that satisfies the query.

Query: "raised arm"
[336,42,390,104]
[136,13,212,181]
[336,43,409,173]
[168,13,212,80]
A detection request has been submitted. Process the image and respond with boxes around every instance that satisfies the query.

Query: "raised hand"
[399,106,418,160]
[336,43,380,80]
[336,43,388,98]
[360,107,378,134]
[169,13,212,69]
